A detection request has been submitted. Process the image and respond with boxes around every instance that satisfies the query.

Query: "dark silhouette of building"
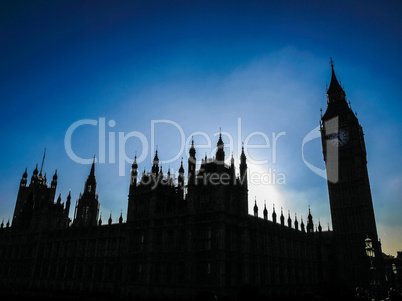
[320,59,384,294]
[0,63,384,300]
[11,150,71,232]
[383,252,402,294]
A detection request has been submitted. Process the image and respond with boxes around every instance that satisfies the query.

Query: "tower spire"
[328,59,341,91]
[326,58,346,103]
[132,155,138,169]
[40,148,46,175]
[72,158,99,227]
[90,155,95,177]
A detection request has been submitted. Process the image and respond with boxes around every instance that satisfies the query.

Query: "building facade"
[0,64,383,300]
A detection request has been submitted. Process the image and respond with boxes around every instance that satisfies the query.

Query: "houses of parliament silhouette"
[0,63,384,300]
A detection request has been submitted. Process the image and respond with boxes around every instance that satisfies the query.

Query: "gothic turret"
[12,153,71,231]
[72,157,99,227]
[85,157,97,194]
[307,208,313,233]
[280,207,284,226]
[178,160,184,188]
[151,150,159,175]
[188,139,196,186]
[65,191,71,216]
[272,204,277,224]
[130,155,138,193]
[253,198,258,217]
[263,201,268,220]
[240,145,247,186]
[20,168,28,187]
[51,170,58,189]
[31,164,39,184]
[301,216,305,233]
[230,154,235,180]
[215,131,225,163]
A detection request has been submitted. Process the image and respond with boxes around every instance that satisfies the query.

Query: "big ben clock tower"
[320,59,383,290]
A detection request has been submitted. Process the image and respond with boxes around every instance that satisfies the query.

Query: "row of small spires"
[20,165,58,187]
[0,219,10,228]
[22,135,239,191]
[136,155,236,172]
[132,135,246,170]
[97,211,124,226]
[253,199,327,232]
[0,212,125,229]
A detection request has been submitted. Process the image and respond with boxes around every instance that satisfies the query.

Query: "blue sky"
[0,0,401,255]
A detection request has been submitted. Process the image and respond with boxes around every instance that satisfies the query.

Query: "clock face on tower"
[328,128,349,147]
